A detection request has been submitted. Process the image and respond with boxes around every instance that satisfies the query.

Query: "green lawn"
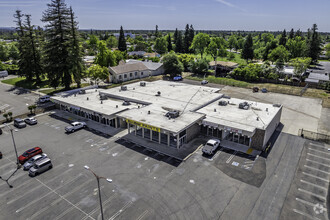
[187,75,251,88]
[1,77,51,89]
[193,52,246,65]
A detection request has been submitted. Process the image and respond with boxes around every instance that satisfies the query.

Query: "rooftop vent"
[140,82,146,87]
[218,100,228,106]
[155,91,161,96]
[165,110,180,119]
[121,86,127,91]
[122,100,130,106]
[239,102,250,110]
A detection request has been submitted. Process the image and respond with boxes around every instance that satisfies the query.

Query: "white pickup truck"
[202,139,221,155]
[65,121,87,133]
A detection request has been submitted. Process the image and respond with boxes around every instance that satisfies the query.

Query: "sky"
[0,0,330,32]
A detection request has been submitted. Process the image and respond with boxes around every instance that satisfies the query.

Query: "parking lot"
[0,113,325,220]
[280,141,330,220]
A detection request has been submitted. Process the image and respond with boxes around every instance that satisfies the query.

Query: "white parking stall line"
[7,183,45,205]
[15,174,83,213]
[136,210,149,220]
[28,180,99,220]
[108,201,134,220]
[310,143,327,149]
[307,153,330,162]
[293,209,321,220]
[304,165,330,175]
[209,149,222,161]
[298,188,327,201]
[302,172,329,183]
[226,151,237,164]
[309,148,330,155]
[0,177,34,197]
[0,170,26,187]
[35,178,95,220]
[81,194,118,220]
[0,161,15,170]
[300,179,328,190]
[306,158,330,168]
[296,197,327,212]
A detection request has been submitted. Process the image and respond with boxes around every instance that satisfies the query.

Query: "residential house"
[209,61,238,76]
[109,60,164,83]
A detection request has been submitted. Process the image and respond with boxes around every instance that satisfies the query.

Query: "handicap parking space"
[280,141,330,220]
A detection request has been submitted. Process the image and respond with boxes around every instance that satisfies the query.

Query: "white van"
[39,95,50,103]
[29,158,52,177]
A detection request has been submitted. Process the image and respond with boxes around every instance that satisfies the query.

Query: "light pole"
[0,123,21,188]
[84,165,112,220]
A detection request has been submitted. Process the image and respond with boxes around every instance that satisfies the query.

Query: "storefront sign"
[126,119,160,132]
[224,126,242,134]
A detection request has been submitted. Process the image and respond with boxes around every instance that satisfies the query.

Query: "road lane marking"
[293,209,321,220]
[300,179,327,190]
[304,165,330,175]
[298,188,326,201]
[0,170,26,187]
[109,201,134,220]
[226,151,237,164]
[136,210,149,220]
[296,197,327,212]
[15,174,83,213]
[81,194,118,220]
[306,158,330,168]
[310,143,327,149]
[209,149,222,161]
[35,178,95,220]
[27,179,95,220]
[309,148,330,155]
[302,172,329,183]
[307,153,330,162]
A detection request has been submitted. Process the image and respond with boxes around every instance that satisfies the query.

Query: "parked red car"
[18,147,43,164]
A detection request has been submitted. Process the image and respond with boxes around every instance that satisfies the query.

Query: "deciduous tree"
[190,33,210,59]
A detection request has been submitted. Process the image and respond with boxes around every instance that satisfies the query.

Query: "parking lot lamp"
[4,123,20,166]
[0,123,21,188]
[84,165,112,220]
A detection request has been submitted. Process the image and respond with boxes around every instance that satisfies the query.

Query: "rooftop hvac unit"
[155,91,161,96]
[239,102,250,110]
[140,82,146,86]
[121,86,127,91]
[218,100,228,106]
[122,100,130,106]
[165,110,180,119]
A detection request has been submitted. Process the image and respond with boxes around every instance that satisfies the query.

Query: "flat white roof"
[197,97,282,133]
[51,89,140,117]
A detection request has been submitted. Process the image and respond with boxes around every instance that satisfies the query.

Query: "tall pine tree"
[69,6,84,88]
[242,34,254,61]
[308,24,321,63]
[174,28,178,45]
[188,25,195,53]
[175,31,183,53]
[183,24,190,53]
[42,0,72,89]
[118,26,127,52]
[155,25,159,38]
[279,29,287,46]
[167,34,172,52]
[289,28,294,39]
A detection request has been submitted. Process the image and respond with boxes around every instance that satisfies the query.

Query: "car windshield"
[206,143,214,147]
[204,145,213,150]
[22,152,29,157]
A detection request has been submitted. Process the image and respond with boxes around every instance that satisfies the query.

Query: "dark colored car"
[261,88,268,93]
[14,118,26,128]
[18,147,43,164]
[253,87,259,93]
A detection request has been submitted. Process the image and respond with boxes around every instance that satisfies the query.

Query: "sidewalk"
[50,110,124,137]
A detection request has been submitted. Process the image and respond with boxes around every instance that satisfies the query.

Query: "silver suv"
[29,158,52,177]
[23,153,47,170]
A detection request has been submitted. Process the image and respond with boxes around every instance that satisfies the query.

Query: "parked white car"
[202,139,221,155]
[65,121,87,133]
[23,153,47,170]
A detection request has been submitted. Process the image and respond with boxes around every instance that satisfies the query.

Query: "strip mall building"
[51,81,282,152]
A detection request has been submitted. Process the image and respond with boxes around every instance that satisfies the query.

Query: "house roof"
[209,61,238,67]
[109,62,149,75]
